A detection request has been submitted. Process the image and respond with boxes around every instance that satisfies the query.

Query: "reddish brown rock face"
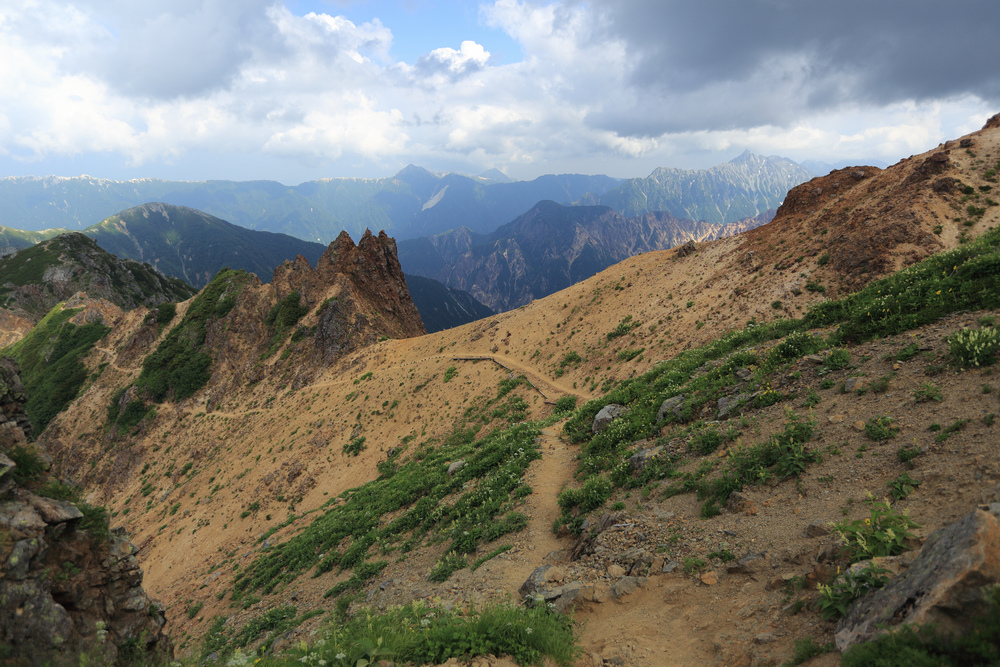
[272,229,425,347]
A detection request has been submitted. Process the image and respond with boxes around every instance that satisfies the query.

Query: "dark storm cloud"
[584,0,1000,136]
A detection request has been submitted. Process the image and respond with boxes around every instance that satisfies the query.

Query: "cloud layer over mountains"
[1,0,997,181]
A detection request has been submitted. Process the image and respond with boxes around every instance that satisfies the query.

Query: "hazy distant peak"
[394,164,437,181]
[477,168,514,184]
[729,148,757,164]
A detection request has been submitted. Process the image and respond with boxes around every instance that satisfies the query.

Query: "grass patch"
[233,379,541,599]
[4,305,110,432]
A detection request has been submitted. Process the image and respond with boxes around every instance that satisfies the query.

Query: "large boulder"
[592,404,627,434]
[835,505,1000,651]
[656,395,685,422]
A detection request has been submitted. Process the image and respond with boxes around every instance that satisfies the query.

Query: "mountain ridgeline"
[398,200,773,312]
[0,152,810,243]
[0,170,622,243]
[84,203,327,288]
[0,233,196,321]
[595,150,812,223]
[0,203,494,334]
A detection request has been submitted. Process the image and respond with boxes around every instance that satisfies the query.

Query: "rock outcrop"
[272,229,425,362]
[835,505,1000,651]
[0,233,196,323]
[0,359,171,665]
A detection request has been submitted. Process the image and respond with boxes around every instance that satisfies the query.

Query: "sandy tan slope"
[31,114,1000,664]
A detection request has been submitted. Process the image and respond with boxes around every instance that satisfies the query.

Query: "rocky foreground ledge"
[0,358,171,666]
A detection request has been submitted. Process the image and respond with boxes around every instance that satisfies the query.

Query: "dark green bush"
[266,291,309,329]
[155,302,176,326]
[553,396,577,415]
[9,445,46,484]
[117,269,253,417]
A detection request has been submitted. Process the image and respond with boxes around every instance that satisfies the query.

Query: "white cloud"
[0,0,996,181]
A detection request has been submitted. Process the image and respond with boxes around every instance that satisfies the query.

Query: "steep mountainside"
[402,274,494,333]
[12,116,1000,667]
[83,203,328,288]
[0,203,499,336]
[597,150,812,223]
[0,170,621,243]
[0,233,196,321]
[398,200,773,312]
[0,226,66,255]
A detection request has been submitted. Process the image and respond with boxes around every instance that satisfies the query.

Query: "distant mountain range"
[0,169,621,243]
[0,153,811,243]
[85,203,326,288]
[594,151,812,223]
[0,203,493,333]
[398,201,774,312]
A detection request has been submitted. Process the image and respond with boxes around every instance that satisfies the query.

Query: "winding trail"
[501,423,578,592]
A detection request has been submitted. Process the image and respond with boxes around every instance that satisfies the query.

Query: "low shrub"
[949,327,1000,368]
[864,416,900,441]
[817,563,892,620]
[832,498,919,563]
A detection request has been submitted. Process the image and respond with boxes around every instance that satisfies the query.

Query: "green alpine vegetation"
[107,269,256,432]
[0,232,196,318]
[4,304,111,432]
[559,224,1000,526]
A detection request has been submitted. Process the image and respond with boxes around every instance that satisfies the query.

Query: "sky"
[1,0,998,184]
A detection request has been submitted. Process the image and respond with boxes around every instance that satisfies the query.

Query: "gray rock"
[550,582,595,613]
[518,565,552,599]
[0,500,45,539]
[656,395,685,422]
[628,445,663,471]
[717,393,749,420]
[727,552,768,576]
[6,538,42,580]
[592,404,627,434]
[805,521,831,538]
[662,561,682,573]
[446,460,465,476]
[0,580,73,652]
[26,494,83,525]
[835,507,1000,651]
[844,377,865,392]
[610,576,642,599]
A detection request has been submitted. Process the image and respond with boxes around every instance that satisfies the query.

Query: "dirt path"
[487,353,597,401]
[92,346,136,374]
[501,424,578,592]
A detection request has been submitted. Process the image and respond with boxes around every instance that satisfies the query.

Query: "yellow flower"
[865,518,871,526]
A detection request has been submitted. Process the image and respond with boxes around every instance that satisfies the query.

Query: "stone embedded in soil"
[592,403,628,433]
[836,506,1000,651]
[607,564,626,578]
[700,571,719,586]
[610,576,643,599]
[656,395,686,422]
[805,521,831,538]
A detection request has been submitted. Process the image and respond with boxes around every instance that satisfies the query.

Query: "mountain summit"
[598,151,812,222]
